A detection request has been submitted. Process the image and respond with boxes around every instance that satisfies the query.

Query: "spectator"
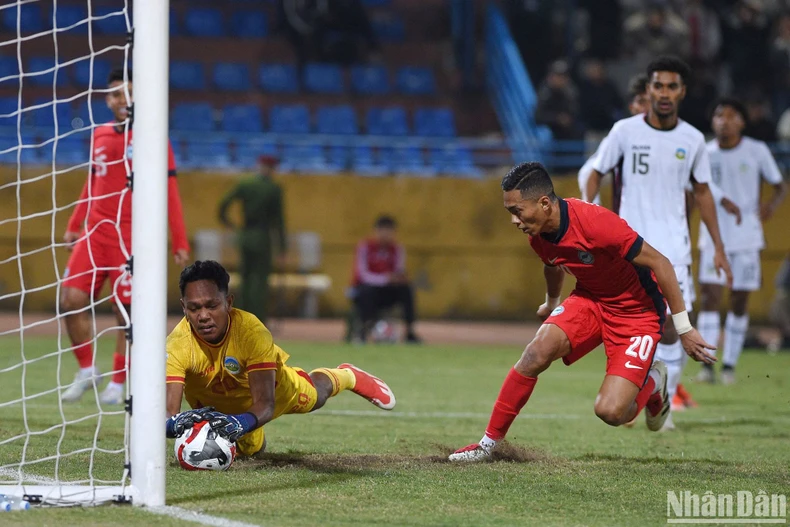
[769,253,790,350]
[722,0,771,97]
[217,155,286,323]
[623,1,689,65]
[679,0,722,66]
[679,65,719,133]
[351,216,420,344]
[578,0,622,60]
[770,13,790,114]
[578,59,623,132]
[745,98,778,142]
[535,60,583,140]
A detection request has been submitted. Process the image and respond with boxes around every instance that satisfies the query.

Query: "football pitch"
[0,336,789,527]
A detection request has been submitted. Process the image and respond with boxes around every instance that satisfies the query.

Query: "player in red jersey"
[60,69,190,405]
[449,162,716,461]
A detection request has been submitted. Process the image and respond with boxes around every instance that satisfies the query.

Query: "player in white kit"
[584,56,732,430]
[577,74,649,206]
[695,98,787,385]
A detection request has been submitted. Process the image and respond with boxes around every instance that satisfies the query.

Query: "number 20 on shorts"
[625,335,654,361]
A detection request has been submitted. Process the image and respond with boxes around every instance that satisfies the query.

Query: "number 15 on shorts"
[625,335,654,363]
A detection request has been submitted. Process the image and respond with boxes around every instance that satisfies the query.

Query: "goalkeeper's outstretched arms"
[204,370,276,442]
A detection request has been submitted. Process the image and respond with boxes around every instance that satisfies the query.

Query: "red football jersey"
[67,124,189,253]
[352,239,405,286]
[529,198,665,317]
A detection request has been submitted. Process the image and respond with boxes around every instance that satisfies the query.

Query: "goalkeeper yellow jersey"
[166,308,311,417]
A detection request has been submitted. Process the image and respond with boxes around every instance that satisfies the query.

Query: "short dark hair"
[646,55,691,85]
[375,215,396,229]
[501,162,556,200]
[107,68,132,86]
[179,260,230,297]
[628,74,649,100]
[710,96,749,126]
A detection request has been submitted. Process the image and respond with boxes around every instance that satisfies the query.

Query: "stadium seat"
[430,146,482,178]
[397,67,436,96]
[171,103,215,132]
[184,8,224,37]
[183,139,232,169]
[3,3,44,34]
[73,59,112,89]
[0,136,39,165]
[371,15,405,42]
[414,108,456,137]
[0,98,18,129]
[76,99,115,127]
[92,6,129,35]
[0,57,19,89]
[213,63,250,92]
[362,0,392,5]
[50,131,91,166]
[235,139,277,169]
[303,63,344,94]
[222,104,263,134]
[27,57,68,88]
[269,105,310,134]
[366,107,408,136]
[170,61,205,91]
[259,64,299,93]
[231,10,268,38]
[170,9,179,37]
[279,144,335,173]
[351,145,388,176]
[316,106,358,135]
[30,98,73,132]
[53,5,88,34]
[327,145,350,171]
[382,145,435,177]
[350,65,390,95]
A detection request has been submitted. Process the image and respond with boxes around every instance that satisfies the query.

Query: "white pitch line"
[147,506,262,527]
[318,409,582,419]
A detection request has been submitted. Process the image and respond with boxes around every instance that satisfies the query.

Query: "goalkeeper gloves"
[165,407,216,438]
[205,411,258,442]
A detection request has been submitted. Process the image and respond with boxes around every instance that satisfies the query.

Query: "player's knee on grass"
[700,284,722,313]
[730,291,749,317]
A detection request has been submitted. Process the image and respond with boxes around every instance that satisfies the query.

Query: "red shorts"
[63,229,131,305]
[546,291,664,387]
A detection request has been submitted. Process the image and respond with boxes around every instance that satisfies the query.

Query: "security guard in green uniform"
[218,155,286,322]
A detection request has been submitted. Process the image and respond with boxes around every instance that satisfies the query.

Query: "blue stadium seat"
[303,63,344,94]
[235,139,277,169]
[430,146,482,178]
[327,145,350,171]
[3,3,43,34]
[259,64,299,93]
[350,65,390,95]
[170,61,205,91]
[316,106,358,135]
[383,145,435,177]
[184,8,224,37]
[76,99,115,127]
[231,10,268,38]
[414,108,456,137]
[53,5,88,33]
[366,107,408,136]
[371,15,405,42]
[0,136,39,165]
[397,67,436,96]
[28,58,68,88]
[0,57,19,90]
[92,7,129,35]
[73,59,112,89]
[51,131,91,166]
[351,145,388,176]
[269,105,310,134]
[213,63,250,92]
[31,98,73,132]
[222,104,263,134]
[362,0,392,5]
[184,139,232,169]
[0,98,18,130]
[170,9,179,37]
[171,103,215,132]
[279,144,336,174]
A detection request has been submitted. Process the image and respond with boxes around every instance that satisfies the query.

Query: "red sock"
[73,341,93,369]
[484,368,538,441]
[634,376,657,416]
[111,352,126,384]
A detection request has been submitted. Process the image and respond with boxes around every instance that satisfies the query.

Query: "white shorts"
[698,249,761,291]
[671,265,694,313]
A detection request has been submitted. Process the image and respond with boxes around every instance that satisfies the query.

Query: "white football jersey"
[698,137,783,252]
[591,114,711,266]
[577,136,607,205]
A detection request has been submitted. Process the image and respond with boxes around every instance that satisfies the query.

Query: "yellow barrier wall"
[1,167,787,320]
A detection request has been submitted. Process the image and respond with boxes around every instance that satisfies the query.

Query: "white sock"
[655,340,684,362]
[480,435,498,449]
[696,311,721,357]
[723,312,749,368]
[648,368,661,394]
[105,381,124,391]
[665,356,683,401]
[79,366,95,375]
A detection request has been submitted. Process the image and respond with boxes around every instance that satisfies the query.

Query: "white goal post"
[0,0,169,507]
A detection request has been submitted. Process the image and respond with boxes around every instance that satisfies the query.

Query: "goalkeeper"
[165,260,396,456]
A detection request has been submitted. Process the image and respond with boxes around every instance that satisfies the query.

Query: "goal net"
[0,0,167,507]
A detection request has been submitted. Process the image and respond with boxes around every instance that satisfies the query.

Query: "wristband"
[671,311,693,335]
[545,294,561,310]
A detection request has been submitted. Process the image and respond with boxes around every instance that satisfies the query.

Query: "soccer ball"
[372,319,398,343]
[174,420,236,471]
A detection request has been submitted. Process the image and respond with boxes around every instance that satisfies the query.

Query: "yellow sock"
[310,368,356,397]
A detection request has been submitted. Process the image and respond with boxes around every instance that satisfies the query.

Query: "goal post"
[129,0,169,508]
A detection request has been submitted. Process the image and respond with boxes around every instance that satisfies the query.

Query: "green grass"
[1,336,789,526]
